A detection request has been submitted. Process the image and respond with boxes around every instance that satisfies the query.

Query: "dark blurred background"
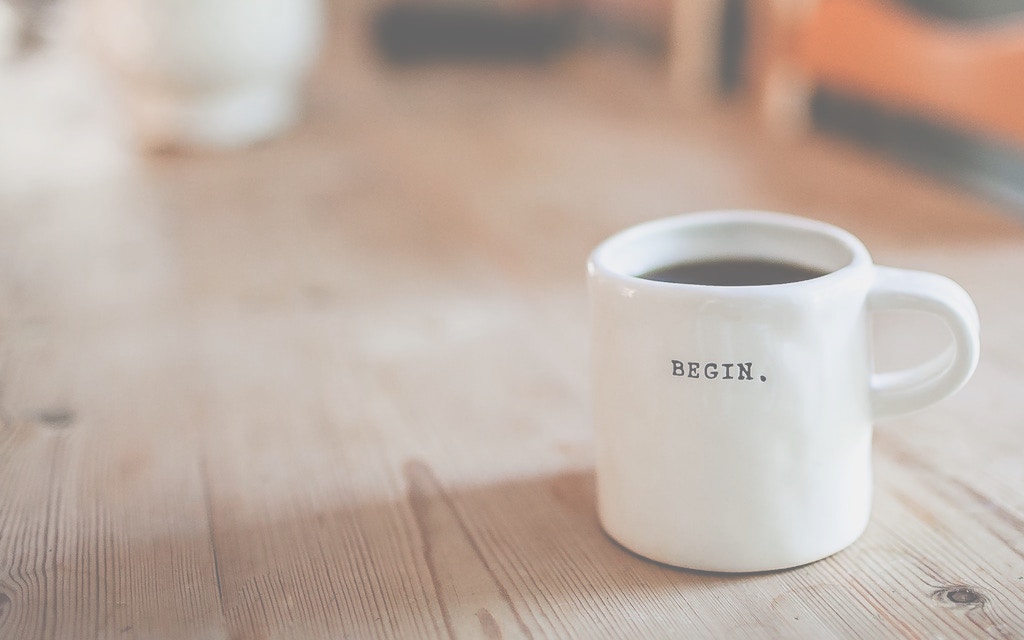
[1,0,1023,206]
[369,0,1024,207]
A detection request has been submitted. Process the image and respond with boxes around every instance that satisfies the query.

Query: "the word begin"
[671,360,766,382]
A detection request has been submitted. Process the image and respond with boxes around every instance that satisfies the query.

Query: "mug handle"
[868,266,980,419]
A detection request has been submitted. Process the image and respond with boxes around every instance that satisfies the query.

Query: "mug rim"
[588,210,873,291]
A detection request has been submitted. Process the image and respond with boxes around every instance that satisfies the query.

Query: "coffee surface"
[640,258,828,286]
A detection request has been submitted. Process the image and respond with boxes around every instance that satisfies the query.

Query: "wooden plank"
[0,321,227,638]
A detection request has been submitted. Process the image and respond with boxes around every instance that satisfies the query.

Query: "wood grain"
[1,4,1024,639]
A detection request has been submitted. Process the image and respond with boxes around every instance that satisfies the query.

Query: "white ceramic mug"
[588,211,979,572]
[85,0,324,149]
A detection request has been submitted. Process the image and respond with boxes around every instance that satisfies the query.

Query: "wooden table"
[2,7,1024,639]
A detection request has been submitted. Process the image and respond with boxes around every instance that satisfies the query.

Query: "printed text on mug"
[671,360,767,382]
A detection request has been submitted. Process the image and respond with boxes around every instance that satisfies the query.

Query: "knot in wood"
[939,585,986,607]
[37,409,75,429]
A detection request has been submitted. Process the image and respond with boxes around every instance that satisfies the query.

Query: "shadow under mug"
[587,210,979,572]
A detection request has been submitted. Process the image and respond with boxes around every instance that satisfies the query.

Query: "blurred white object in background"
[85,0,325,150]
[0,0,21,61]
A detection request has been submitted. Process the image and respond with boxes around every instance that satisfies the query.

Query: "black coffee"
[640,258,828,286]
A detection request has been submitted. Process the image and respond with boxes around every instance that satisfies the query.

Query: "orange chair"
[756,0,1024,147]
